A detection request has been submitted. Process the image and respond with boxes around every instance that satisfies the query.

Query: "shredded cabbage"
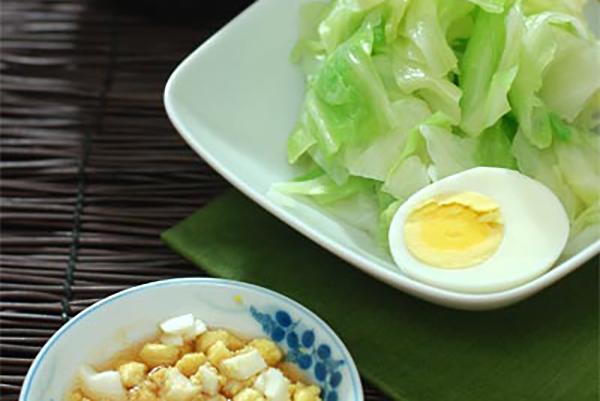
[278,0,600,261]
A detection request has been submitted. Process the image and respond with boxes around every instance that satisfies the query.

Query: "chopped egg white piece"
[191,318,208,337]
[160,333,184,346]
[221,349,267,381]
[196,363,222,395]
[162,367,201,401]
[253,368,289,401]
[79,365,126,401]
[160,314,195,336]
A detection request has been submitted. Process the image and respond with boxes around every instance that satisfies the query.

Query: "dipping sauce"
[66,313,322,401]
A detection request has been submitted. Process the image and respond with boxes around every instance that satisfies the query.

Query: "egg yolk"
[404,192,504,269]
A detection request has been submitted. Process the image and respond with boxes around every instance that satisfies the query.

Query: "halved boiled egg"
[389,167,570,294]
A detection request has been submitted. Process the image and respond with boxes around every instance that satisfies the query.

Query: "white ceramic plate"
[164,0,600,310]
[20,279,363,401]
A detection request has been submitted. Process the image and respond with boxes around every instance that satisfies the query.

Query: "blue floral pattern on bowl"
[250,306,345,401]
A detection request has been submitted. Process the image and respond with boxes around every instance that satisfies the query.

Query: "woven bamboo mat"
[0,0,390,399]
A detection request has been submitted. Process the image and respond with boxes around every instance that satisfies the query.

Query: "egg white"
[388,167,570,294]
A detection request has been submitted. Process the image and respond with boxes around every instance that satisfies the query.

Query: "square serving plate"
[164,0,600,310]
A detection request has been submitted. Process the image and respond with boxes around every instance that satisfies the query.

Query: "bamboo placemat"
[0,0,390,399]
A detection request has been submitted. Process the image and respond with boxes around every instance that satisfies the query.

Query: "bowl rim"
[20,277,364,401]
[162,0,600,311]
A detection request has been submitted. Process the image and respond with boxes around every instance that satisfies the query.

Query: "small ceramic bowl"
[20,278,363,401]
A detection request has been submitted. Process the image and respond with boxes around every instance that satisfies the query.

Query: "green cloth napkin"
[163,191,599,401]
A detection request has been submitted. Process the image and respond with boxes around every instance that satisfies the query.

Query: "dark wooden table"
[0,1,390,399]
